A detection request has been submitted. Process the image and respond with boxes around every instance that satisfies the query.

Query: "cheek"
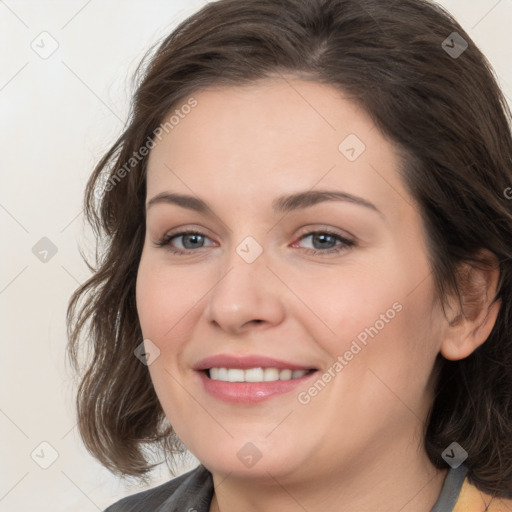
[135,255,196,419]
[291,276,440,450]
[135,252,202,341]
[285,261,404,351]
[294,256,440,394]
[136,261,167,340]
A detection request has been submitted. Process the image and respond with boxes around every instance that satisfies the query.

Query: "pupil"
[184,234,203,248]
[314,233,335,249]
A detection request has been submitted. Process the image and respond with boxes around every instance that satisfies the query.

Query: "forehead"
[145,77,413,223]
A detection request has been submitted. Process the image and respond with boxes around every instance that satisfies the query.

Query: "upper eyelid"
[161,225,351,238]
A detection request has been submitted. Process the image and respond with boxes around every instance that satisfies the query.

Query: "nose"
[203,249,286,335]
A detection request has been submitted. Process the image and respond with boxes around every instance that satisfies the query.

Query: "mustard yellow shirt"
[453,477,512,511]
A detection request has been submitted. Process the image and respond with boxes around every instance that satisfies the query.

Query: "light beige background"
[1,1,511,510]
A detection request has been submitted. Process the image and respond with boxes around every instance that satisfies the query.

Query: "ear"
[440,250,501,361]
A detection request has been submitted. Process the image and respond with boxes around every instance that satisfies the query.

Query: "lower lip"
[197,370,317,404]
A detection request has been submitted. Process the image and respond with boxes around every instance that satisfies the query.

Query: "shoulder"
[103,464,213,512]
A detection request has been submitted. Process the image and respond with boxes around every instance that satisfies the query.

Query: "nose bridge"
[204,235,285,332]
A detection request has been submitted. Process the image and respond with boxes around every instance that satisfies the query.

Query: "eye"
[154,228,355,256]
[293,229,355,256]
[154,230,216,254]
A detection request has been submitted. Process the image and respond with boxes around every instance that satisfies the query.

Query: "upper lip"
[193,354,316,371]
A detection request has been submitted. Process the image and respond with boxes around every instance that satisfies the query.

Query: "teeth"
[280,369,292,380]
[264,368,279,381]
[208,367,310,382]
[245,368,264,382]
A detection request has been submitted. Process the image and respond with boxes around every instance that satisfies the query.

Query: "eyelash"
[154,229,355,256]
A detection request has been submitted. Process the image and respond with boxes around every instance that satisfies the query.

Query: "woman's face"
[136,77,446,482]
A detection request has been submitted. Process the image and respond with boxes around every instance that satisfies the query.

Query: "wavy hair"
[66,0,512,495]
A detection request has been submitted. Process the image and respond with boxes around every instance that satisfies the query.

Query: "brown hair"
[66,0,512,495]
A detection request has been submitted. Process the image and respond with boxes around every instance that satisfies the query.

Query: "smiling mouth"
[206,367,317,383]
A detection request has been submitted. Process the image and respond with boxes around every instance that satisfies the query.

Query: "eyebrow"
[146,190,382,217]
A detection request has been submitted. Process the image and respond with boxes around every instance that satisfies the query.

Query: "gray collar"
[430,464,468,512]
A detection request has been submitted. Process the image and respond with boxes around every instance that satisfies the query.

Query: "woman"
[67,0,512,510]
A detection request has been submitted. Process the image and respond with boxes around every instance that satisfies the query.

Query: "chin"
[186,435,307,480]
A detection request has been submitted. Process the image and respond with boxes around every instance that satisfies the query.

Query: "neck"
[209,447,447,512]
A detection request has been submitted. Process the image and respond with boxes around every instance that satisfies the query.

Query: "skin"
[135,77,500,512]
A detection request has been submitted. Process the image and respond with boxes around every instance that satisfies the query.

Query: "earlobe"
[439,251,501,361]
